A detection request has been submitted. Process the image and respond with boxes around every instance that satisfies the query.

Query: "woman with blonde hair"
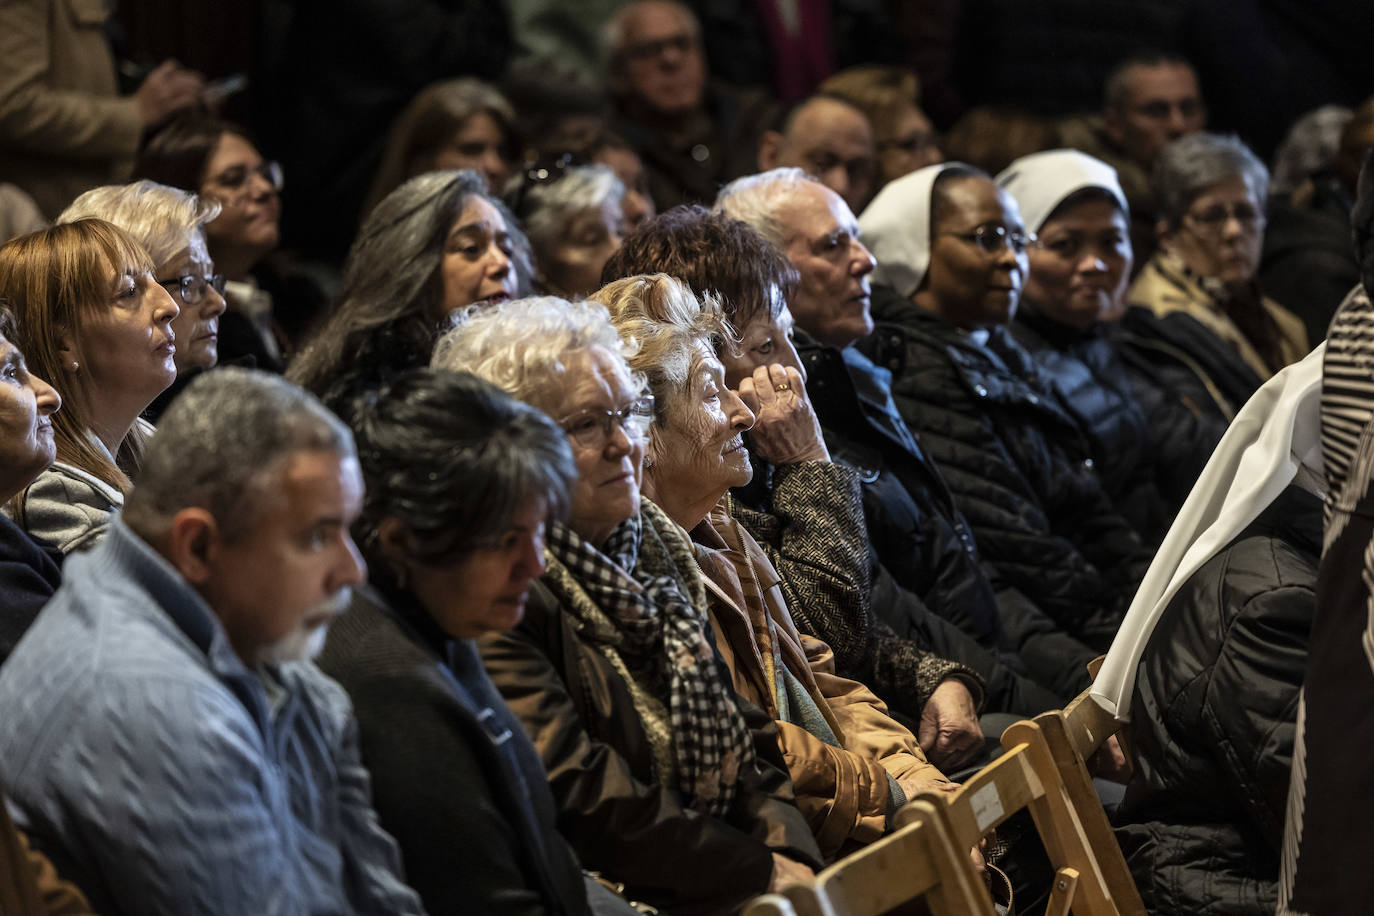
[60,180,227,419]
[0,219,179,552]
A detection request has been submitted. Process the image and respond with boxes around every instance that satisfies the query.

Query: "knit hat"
[995,149,1129,234]
[857,162,961,299]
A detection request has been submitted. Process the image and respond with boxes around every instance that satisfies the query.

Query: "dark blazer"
[318,585,590,916]
[0,512,62,667]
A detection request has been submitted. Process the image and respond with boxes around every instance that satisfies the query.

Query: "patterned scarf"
[547,514,754,817]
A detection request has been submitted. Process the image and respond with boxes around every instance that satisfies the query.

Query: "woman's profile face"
[73,265,180,409]
[1024,196,1132,329]
[540,197,625,299]
[431,111,512,196]
[440,195,518,314]
[157,240,227,373]
[646,340,755,507]
[543,346,646,546]
[406,497,549,639]
[920,175,1030,329]
[1163,175,1264,287]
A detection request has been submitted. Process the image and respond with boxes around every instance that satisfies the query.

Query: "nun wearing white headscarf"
[997,149,1224,543]
[853,162,1151,653]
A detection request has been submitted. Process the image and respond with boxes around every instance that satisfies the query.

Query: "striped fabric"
[1280,285,1374,915]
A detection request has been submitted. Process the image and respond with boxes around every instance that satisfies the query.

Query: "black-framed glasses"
[207,160,284,195]
[1184,201,1263,234]
[940,224,1036,255]
[876,132,940,155]
[158,273,226,306]
[558,394,655,449]
[622,32,697,62]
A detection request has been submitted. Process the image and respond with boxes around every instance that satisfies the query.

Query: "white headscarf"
[994,149,1129,234]
[857,162,962,298]
[1091,341,1327,719]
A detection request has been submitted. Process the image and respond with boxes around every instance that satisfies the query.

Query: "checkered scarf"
[547,515,753,816]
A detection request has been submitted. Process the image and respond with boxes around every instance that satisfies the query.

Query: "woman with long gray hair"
[288,169,532,406]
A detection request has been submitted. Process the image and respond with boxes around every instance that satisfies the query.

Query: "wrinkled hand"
[1088,734,1131,784]
[135,60,205,126]
[918,679,984,771]
[768,852,816,892]
[735,364,829,466]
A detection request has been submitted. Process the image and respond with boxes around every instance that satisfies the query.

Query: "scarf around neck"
[546,509,754,817]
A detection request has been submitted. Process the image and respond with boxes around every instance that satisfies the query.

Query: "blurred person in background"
[821,66,944,189]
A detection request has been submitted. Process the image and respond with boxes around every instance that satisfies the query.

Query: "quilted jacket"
[791,331,1094,705]
[1113,485,1319,915]
[857,286,1152,652]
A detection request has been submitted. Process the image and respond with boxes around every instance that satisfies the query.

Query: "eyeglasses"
[206,160,284,196]
[622,32,696,62]
[940,224,1036,255]
[508,152,581,218]
[877,132,939,155]
[558,394,655,449]
[158,273,226,305]
[1184,201,1264,234]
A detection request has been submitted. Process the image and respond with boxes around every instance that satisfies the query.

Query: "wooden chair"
[743,802,993,916]
[898,720,1132,916]
[1006,659,1145,916]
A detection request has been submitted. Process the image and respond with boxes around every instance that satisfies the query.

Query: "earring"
[70,361,79,373]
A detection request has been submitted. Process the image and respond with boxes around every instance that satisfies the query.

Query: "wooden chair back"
[744,803,993,916]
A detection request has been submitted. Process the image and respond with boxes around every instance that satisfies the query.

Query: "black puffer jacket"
[792,330,1095,705]
[857,286,1152,652]
[1113,485,1320,915]
[1011,308,1166,542]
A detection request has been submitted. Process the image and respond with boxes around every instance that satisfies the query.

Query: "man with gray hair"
[716,168,1099,704]
[0,368,423,916]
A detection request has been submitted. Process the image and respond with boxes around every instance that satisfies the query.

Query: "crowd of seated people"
[1,0,1374,913]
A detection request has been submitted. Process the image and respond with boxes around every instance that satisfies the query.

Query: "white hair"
[600,0,701,75]
[510,164,625,265]
[59,180,220,269]
[431,295,642,414]
[714,167,819,248]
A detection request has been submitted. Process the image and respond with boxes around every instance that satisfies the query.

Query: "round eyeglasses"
[558,395,655,449]
[940,224,1036,255]
[158,273,226,306]
[206,160,284,197]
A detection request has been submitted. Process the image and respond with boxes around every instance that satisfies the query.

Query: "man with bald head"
[605,0,772,209]
[758,94,876,214]
[716,169,1098,704]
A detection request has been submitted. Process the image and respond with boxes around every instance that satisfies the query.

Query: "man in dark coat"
[717,169,1096,704]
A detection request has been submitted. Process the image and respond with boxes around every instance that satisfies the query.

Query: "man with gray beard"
[0,368,423,916]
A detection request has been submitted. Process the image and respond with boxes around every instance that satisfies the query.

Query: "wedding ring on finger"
[774,383,791,392]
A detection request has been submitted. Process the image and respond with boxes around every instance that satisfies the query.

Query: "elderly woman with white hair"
[505,162,626,298]
[59,181,228,420]
[586,275,962,859]
[1123,132,1308,421]
[432,294,822,916]
[996,150,1226,540]
[855,163,1151,652]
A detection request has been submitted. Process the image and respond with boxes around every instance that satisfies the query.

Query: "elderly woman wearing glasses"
[855,163,1152,653]
[59,181,228,420]
[505,161,627,299]
[587,275,962,861]
[432,295,822,916]
[1121,132,1308,421]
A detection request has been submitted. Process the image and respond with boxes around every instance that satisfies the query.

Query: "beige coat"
[1129,251,1309,380]
[692,498,954,860]
[0,0,142,218]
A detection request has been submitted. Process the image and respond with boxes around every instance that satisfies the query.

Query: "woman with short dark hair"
[319,368,638,915]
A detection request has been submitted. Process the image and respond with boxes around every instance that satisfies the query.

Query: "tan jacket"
[1128,252,1309,380]
[1,783,95,915]
[692,498,953,859]
[0,0,142,218]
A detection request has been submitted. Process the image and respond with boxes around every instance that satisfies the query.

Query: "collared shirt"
[0,518,424,916]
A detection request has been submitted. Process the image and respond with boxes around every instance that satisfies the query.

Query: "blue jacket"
[0,518,424,916]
